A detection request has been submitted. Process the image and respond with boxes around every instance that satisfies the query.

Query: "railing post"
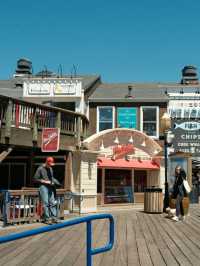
[87,220,92,266]
[5,100,13,138]
[76,116,81,148]
[2,190,9,227]
[83,120,89,139]
[32,108,38,143]
[56,112,61,129]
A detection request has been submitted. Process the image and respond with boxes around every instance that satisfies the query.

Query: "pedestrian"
[171,165,188,222]
[33,156,61,224]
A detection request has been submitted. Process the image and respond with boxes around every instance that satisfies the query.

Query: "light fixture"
[141,138,146,147]
[100,140,104,151]
[153,149,159,155]
[114,135,119,145]
[128,135,133,144]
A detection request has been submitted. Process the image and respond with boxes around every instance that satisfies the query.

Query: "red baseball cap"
[46,157,55,166]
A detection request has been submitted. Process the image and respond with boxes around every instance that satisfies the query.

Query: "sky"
[0,0,200,83]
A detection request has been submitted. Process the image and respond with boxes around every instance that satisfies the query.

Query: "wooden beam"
[0,147,13,162]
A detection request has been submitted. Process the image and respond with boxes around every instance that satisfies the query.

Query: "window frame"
[97,106,115,132]
[140,106,159,138]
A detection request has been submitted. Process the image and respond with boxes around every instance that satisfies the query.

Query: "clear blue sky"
[0,0,200,82]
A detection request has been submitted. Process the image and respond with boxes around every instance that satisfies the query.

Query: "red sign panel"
[41,128,60,152]
[112,144,135,160]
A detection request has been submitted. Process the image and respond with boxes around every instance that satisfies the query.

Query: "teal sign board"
[117,108,137,128]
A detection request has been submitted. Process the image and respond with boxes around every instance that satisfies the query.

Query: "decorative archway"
[83,128,162,157]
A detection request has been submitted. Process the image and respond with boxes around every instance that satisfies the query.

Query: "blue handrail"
[0,213,114,266]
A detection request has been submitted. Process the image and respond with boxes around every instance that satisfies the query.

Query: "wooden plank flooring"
[0,205,200,265]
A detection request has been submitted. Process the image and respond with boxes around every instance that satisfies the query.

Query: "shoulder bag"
[183,179,191,194]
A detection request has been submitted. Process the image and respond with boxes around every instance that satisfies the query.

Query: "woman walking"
[171,165,188,222]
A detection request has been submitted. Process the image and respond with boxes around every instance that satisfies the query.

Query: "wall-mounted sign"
[172,119,200,155]
[117,108,137,128]
[53,83,76,95]
[23,80,82,97]
[27,83,51,95]
[112,144,135,160]
[41,128,60,152]
[168,100,200,118]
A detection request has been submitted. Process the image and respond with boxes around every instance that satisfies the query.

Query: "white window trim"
[97,106,115,133]
[140,106,159,139]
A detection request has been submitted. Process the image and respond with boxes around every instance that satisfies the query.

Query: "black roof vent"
[15,58,32,77]
[181,65,199,84]
[125,85,134,99]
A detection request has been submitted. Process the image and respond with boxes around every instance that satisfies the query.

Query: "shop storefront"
[83,128,163,205]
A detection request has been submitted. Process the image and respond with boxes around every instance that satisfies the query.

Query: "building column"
[102,168,105,205]
[64,151,73,190]
[131,169,134,203]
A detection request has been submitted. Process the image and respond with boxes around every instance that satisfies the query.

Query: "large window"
[97,106,114,132]
[140,106,159,138]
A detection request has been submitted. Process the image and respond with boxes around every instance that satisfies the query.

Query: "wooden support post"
[0,147,13,163]
[76,116,81,148]
[56,112,61,129]
[32,108,38,143]
[64,152,73,211]
[102,168,105,205]
[5,100,13,138]
[64,151,73,190]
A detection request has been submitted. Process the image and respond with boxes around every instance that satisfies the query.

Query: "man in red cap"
[33,156,61,224]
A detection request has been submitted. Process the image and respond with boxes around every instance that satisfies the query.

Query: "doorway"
[134,170,147,203]
[104,169,133,204]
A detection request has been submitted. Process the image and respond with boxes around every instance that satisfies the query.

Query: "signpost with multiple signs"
[172,119,200,156]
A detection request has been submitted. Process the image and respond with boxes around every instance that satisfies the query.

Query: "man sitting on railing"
[33,157,61,224]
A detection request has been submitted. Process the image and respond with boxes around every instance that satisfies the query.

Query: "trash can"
[144,187,163,213]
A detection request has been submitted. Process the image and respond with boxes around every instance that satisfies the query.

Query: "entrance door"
[104,169,133,204]
[134,170,147,203]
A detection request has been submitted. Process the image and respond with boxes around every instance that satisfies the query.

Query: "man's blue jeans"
[39,185,57,220]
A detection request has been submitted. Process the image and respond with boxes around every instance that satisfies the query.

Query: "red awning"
[97,158,160,169]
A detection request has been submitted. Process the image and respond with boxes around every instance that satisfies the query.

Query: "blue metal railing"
[0,213,114,266]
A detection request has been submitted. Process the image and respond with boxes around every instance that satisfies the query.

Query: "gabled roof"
[89,82,200,102]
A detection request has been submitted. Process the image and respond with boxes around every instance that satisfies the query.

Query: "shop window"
[97,169,102,193]
[0,163,26,190]
[140,106,159,138]
[97,106,114,132]
[104,169,133,204]
[134,170,147,192]
[0,164,9,189]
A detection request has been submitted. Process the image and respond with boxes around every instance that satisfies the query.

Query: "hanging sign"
[41,128,60,152]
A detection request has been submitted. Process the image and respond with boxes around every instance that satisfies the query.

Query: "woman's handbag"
[183,179,191,194]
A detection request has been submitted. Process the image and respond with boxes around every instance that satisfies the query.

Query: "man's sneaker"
[43,219,52,225]
[51,218,60,224]
[172,216,179,222]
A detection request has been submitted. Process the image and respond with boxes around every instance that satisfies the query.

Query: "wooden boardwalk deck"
[0,205,200,265]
